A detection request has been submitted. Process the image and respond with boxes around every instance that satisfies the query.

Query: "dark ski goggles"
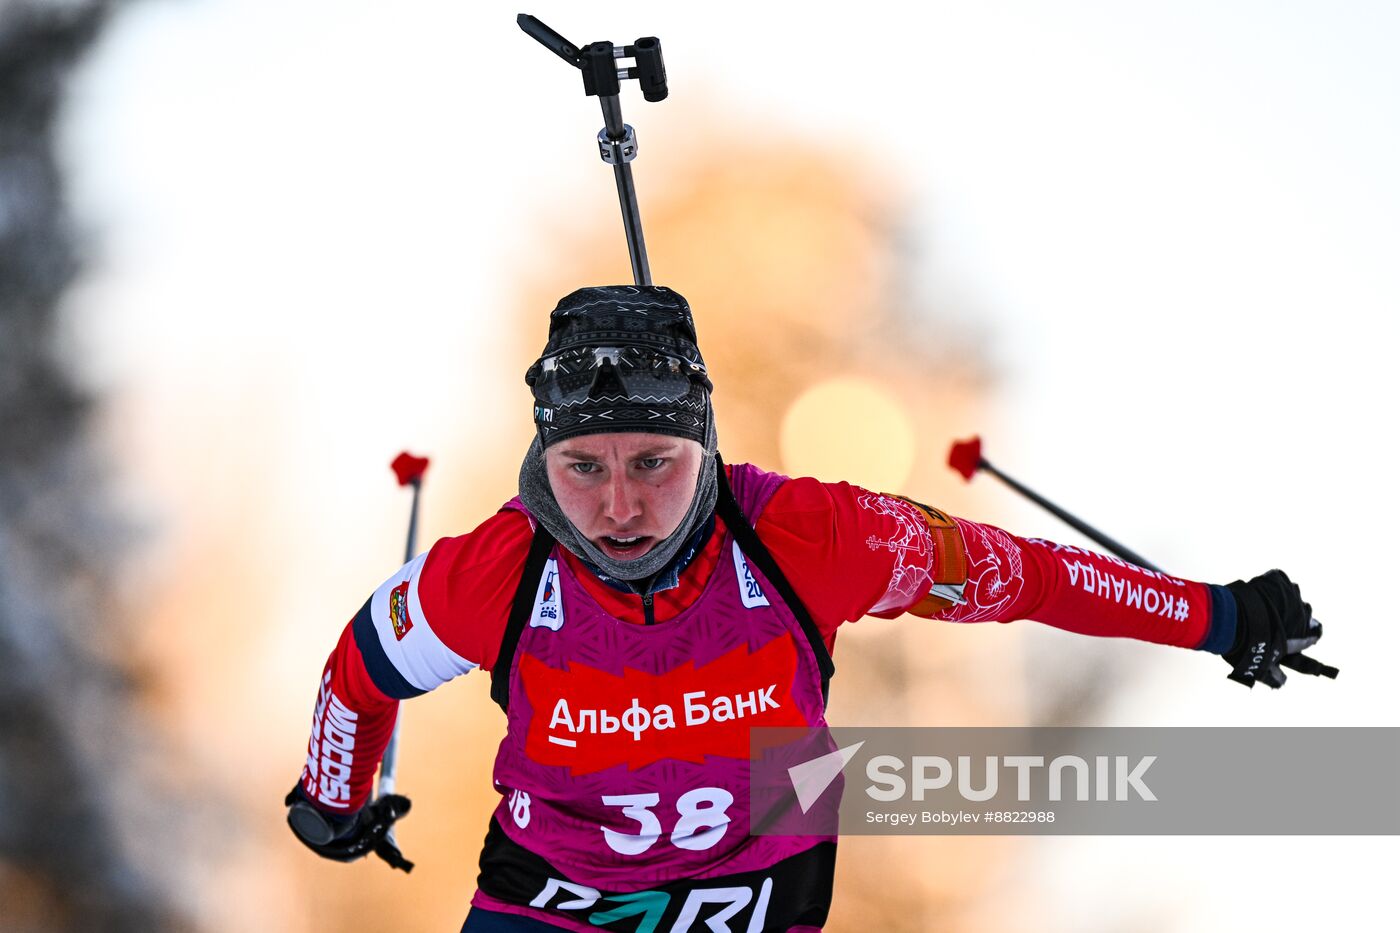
[526,345,711,406]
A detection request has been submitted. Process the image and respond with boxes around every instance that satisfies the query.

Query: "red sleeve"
[415,508,535,672]
[297,622,398,814]
[296,507,533,814]
[754,477,930,643]
[755,478,1212,650]
[935,522,1212,648]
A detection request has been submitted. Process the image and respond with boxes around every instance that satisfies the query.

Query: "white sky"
[58,1,1400,930]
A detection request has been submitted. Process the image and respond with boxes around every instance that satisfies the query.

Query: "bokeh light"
[780,376,918,493]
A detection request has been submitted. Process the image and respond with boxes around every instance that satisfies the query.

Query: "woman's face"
[544,432,703,561]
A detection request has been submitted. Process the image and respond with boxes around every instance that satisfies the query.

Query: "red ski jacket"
[298,464,1220,814]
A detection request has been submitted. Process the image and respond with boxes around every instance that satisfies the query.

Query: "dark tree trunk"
[0,3,193,930]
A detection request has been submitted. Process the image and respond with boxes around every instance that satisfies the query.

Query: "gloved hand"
[1222,569,1339,688]
[285,786,415,872]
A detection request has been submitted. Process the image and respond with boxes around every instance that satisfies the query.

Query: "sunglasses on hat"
[527,345,711,409]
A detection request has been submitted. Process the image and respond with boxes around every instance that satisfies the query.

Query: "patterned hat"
[525,286,711,447]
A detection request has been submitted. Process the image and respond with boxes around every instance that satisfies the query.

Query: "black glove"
[285,786,415,872]
[1222,569,1339,688]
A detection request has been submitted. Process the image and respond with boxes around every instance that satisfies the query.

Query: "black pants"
[461,907,568,932]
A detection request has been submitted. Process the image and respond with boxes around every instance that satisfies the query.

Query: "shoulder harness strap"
[715,456,835,705]
[886,494,970,614]
[491,523,557,714]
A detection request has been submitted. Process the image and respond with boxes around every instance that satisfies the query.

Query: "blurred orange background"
[3,2,1395,931]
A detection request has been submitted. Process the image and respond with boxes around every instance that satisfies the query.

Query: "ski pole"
[946,435,1335,678]
[517,13,668,286]
[947,435,1161,571]
[376,451,430,868]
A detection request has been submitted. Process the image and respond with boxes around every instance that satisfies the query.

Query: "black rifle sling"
[491,523,557,714]
[714,456,835,705]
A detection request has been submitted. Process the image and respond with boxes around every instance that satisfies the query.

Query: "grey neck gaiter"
[518,399,719,585]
